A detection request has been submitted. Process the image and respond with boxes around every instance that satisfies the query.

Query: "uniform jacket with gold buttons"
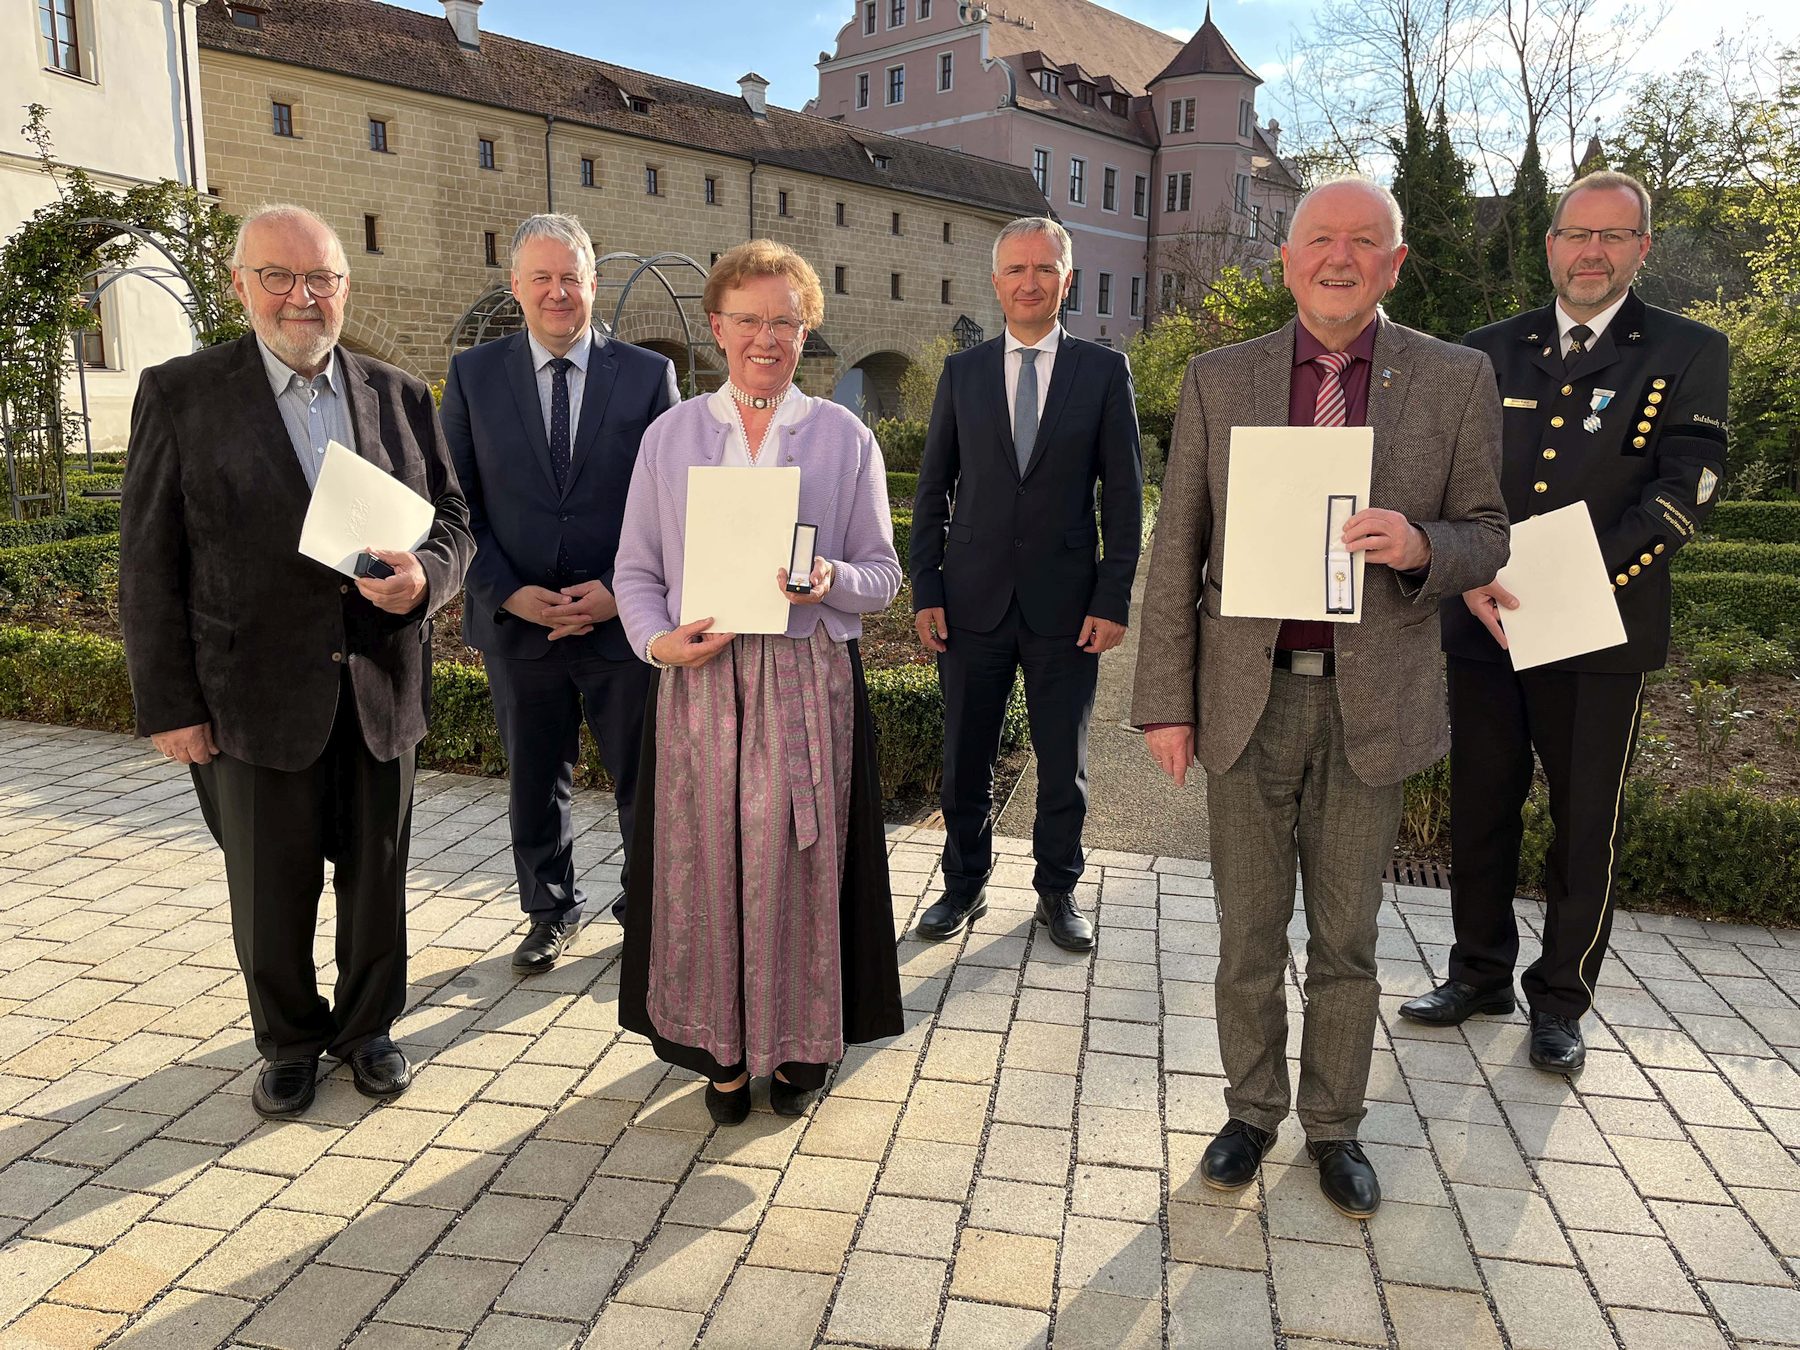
[1442,288,1729,673]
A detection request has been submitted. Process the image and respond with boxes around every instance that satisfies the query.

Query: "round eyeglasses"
[247,267,346,298]
[717,312,805,342]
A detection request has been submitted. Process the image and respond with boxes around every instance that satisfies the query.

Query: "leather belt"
[1273,648,1335,677]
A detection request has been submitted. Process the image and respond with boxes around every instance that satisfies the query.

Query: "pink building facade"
[811,0,1301,346]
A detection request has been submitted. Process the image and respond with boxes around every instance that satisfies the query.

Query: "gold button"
[1550,415,1565,428]
[1633,435,1647,448]
[1629,564,1641,576]
[1638,421,1652,434]
[1648,391,1663,405]
[331,652,343,663]
[1533,481,1548,493]
[1653,378,1667,389]
[1616,573,1630,586]
[1561,384,1574,396]
[1543,449,1557,460]
[1654,543,1665,554]
[1640,553,1653,566]
[1645,405,1658,418]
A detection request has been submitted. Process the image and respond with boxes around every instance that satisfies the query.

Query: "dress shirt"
[1003,324,1060,430]
[528,328,593,448]
[1279,317,1377,651]
[708,386,812,466]
[1555,292,1628,356]
[258,335,352,492]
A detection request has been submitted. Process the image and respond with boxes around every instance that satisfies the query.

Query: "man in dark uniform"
[1399,170,1729,1072]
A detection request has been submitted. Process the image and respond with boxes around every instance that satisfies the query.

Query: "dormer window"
[1074,83,1092,105]
[628,95,652,115]
[873,153,891,170]
[1038,69,1059,95]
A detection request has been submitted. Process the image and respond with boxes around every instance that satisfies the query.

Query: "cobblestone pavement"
[2,720,1798,1349]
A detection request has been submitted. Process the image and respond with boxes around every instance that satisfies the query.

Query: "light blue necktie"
[1014,348,1039,475]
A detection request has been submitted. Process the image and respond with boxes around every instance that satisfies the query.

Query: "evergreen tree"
[1490,133,1554,312]
[1387,97,1486,339]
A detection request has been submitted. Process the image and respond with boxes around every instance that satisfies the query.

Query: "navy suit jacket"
[441,329,679,662]
[910,331,1143,636]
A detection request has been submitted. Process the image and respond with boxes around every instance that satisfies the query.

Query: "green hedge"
[0,498,121,549]
[890,510,911,569]
[0,534,120,610]
[1710,500,1800,544]
[0,624,1025,801]
[1671,572,1800,636]
[887,471,919,508]
[1675,541,1800,576]
[874,418,926,473]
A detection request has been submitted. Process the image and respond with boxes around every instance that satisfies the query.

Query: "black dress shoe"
[512,918,575,972]
[705,1080,751,1125]
[1529,1010,1586,1073]
[1398,980,1516,1026]
[1034,890,1095,952]
[348,1036,413,1098]
[252,1057,319,1118]
[769,1077,819,1117]
[1310,1138,1381,1218]
[916,892,987,940]
[1200,1119,1276,1191]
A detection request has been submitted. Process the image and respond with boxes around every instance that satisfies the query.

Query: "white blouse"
[707,386,815,467]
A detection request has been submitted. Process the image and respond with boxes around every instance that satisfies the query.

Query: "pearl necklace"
[724,381,789,464]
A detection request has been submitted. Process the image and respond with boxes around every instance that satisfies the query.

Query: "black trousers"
[937,597,1099,899]
[1446,656,1647,1019]
[192,686,414,1063]
[485,649,653,922]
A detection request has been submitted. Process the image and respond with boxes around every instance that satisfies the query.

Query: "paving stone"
[1609,1308,1730,1350]
[594,1127,703,1182]
[377,1255,516,1333]
[0,1160,87,1220]
[616,1224,747,1313]
[493,1233,633,1321]
[980,1123,1070,1186]
[378,1147,503,1211]
[1165,1264,1271,1349]
[967,1177,1066,1239]
[1167,1197,1265,1269]
[876,1138,976,1201]
[992,1068,1076,1128]
[1735,1186,1800,1257]
[274,1154,403,1218]
[1069,1163,1162,1222]
[701,1267,835,1350]
[25,1184,158,1246]
[581,1303,703,1350]
[1425,1119,1535,1189]
[437,1193,563,1261]
[860,1194,962,1258]
[772,1153,877,1214]
[1536,1160,1659,1234]
[1569,1229,1706,1313]
[180,1208,343,1298]
[1052,1289,1162,1350]
[0,1300,126,1349]
[1056,1215,1161,1300]
[110,1290,254,1349]
[933,1300,1050,1350]
[151,1166,285,1230]
[1483,1259,1615,1349]
[1702,1281,1800,1345]
[466,1314,581,1350]
[316,1203,454,1275]
[0,1240,89,1327]
[662,1162,778,1232]
[561,1175,674,1243]
[1385,1285,1502,1350]
[824,1251,945,1350]
[1451,1183,1575,1264]
[802,1094,901,1159]
[1367,1199,1482,1290]
[1269,1238,1384,1344]
[744,1205,858,1275]
[1651,1199,1790,1284]
[237,1263,395,1350]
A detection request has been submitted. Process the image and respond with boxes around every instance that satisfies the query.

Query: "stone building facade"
[813,0,1303,344]
[195,0,1047,416]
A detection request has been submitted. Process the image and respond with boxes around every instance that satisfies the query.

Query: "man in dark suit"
[1401,171,1730,1072]
[911,216,1143,952]
[120,204,472,1118]
[440,214,679,974]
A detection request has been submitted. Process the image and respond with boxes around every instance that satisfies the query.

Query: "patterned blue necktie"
[1014,347,1039,475]
[548,357,573,492]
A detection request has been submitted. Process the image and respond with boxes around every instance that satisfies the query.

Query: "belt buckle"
[1291,650,1327,677]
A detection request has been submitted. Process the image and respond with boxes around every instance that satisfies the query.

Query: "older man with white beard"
[119,204,472,1118]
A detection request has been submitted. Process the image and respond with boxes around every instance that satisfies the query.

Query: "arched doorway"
[831,350,914,423]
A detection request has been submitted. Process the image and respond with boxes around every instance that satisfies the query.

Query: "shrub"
[0,626,133,732]
[1679,626,1799,682]
[889,510,911,570]
[0,533,120,611]
[1709,500,1800,544]
[0,497,120,549]
[1675,541,1800,576]
[874,418,927,473]
[886,471,919,508]
[1671,572,1800,636]
[1400,757,1451,851]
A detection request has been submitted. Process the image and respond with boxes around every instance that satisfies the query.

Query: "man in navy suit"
[441,214,680,973]
[910,216,1143,951]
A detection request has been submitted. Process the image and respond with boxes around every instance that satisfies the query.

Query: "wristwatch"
[645,630,673,669]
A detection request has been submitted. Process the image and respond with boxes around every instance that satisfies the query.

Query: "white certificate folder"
[680,466,801,635]
[1492,502,1628,671]
[297,440,435,577]
[1221,426,1375,622]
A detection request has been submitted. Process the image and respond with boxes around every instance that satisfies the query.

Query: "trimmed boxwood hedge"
[0,534,120,609]
[886,471,918,507]
[0,498,121,549]
[1675,541,1800,576]
[1670,572,1800,636]
[0,624,1026,801]
[1709,500,1800,544]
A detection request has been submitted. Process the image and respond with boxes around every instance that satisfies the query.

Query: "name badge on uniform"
[1584,388,1615,434]
[1503,397,1538,409]
[1326,494,1357,615]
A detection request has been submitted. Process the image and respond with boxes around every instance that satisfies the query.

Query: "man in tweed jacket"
[1131,178,1507,1218]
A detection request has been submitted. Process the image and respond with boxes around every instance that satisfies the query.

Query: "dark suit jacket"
[440,329,680,662]
[910,330,1143,637]
[1445,289,1730,673]
[119,334,474,772]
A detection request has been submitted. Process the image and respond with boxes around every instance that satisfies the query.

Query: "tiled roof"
[981,0,1183,96]
[196,0,1048,218]
[1150,10,1261,85]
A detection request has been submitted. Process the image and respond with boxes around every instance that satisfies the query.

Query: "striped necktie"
[1312,351,1353,427]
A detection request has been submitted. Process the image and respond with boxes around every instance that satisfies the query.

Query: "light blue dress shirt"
[527,328,593,449]
[257,335,353,491]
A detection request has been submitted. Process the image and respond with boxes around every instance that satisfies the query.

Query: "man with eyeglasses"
[1401,170,1730,1074]
[119,203,473,1118]
[440,214,679,974]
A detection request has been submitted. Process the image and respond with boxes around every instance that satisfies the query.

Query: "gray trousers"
[1206,671,1404,1141]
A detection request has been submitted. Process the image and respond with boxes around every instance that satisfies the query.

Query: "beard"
[253,307,341,372]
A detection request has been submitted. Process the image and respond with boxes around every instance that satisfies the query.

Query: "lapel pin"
[1627,330,1642,340]
[1542,345,1554,357]
[1380,367,1394,388]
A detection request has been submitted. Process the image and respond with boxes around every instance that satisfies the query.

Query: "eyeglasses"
[1548,228,1647,248]
[717,312,805,342]
[247,267,346,298]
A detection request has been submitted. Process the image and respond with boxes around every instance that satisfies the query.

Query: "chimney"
[443,0,481,49]
[739,72,770,119]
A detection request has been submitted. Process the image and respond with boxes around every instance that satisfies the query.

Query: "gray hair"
[1552,170,1652,234]
[229,203,348,273]
[510,213,597,277]
[991,216,1073,274]
[1291,176,1405,247]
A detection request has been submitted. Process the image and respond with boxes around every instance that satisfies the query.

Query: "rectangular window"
[1185,99,1196,132]
[919,0,931,16]
[1102,166,1117,212]
[1039,69,1059,95]
[1065,268,1082,314]
[1032,147,1049,194]
[41,0,80,75]
[363,214,380,253]
[272,101,295,137]
[938,51,953,92]
[1275,208,1286,240]
[74,293,106,368]
[887,64,905,104]
[645,165,659,195]
[890,272,902,300]
[856,73,870,109]
[1249,202,1261,239]
[942,220,952,243]
[835,201,847,226]
[478,136,496,170]
[835,265,847,295]
[1180,173,1192,211]
[1168,99,1181,134]
[1133,174,1147,217]
[1098,271,1112,316]
[368,118,388,153]
[484,231,498,267]
[1160,272,1175,309]
[1234,173,1249,211]
[891,211,902,235]
[1165,173,1178,213]
[1130,275,1143,318]
[941,278,951,304]
[1068,157,1085,205]
[705,175,718,205]
[778,189,790,216]
[890,0,905,26]
[1239,99,1255,138]
[581,157,595,187]
[864,1,876,34]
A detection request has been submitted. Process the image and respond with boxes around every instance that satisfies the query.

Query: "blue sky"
[387,0,1785,129]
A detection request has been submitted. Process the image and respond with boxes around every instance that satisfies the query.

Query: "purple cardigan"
[615,395,902,657]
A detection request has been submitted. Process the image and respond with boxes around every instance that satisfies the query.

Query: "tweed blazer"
[1130,315,1509,786]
